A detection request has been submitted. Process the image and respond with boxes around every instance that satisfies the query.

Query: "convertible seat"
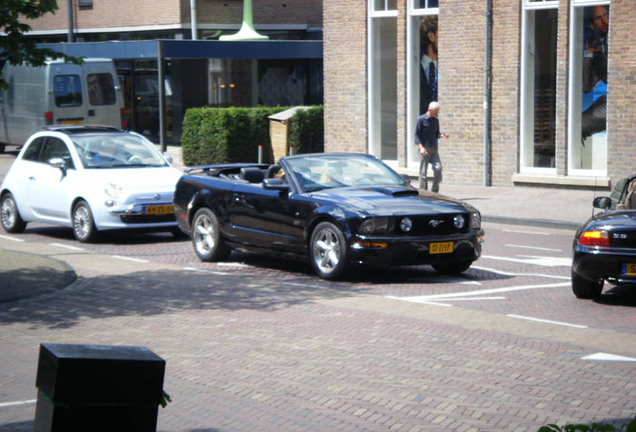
[240,167,265,183]
[626,180,636,209]
[266,164,281,178]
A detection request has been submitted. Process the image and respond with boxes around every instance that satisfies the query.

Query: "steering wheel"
[127,155,143,164]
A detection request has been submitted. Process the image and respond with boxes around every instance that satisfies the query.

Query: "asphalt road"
[1,221,635,432]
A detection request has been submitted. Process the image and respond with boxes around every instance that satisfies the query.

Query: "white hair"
[428,101,440,111]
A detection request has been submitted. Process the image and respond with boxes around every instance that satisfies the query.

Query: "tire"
[571,269,603,299]
[191,207,230,262]
[432,260,472,275]
[72,200,99,243]
[309,221,348,280]
[1,192,27,233]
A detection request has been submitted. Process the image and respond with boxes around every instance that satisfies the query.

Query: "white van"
[0,58,125,153]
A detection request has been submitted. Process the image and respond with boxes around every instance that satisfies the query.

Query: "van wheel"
[1,193,27,233]
[72,200,99,242]
[0,143,5,154]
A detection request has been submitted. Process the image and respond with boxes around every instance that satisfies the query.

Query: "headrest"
[240,167,264,183]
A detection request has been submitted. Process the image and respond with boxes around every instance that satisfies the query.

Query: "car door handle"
[28,176,36,181]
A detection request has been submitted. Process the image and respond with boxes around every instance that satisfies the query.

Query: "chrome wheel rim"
[73,205,91,240]
[1,197,17,229]
[312,226,341,274]
[193,213,215,256]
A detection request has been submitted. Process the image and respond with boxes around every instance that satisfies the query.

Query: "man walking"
[415,101,448,192]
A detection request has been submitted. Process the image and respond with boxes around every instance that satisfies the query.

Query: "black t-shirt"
[414,114,439,149]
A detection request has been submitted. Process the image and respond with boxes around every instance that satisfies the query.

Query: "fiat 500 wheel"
[1,193,27,233]
[72,201,99,242]
[310,221,348,280]
[191,207,230,262]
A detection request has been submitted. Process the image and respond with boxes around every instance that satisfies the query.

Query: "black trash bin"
[34,343,166,432]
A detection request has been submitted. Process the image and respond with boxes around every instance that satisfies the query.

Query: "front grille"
[120,214,176,224]
[403,214,470,235]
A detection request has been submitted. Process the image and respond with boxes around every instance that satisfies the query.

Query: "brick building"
[324,0,635,188]
[18,0,323,141]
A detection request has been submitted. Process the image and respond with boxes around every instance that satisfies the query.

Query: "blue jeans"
[419,147,442,192]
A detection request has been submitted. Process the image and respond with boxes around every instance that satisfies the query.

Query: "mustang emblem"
[153,194,161,200]
[428,219,444,227]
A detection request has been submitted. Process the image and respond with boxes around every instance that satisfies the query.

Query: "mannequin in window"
[419,16,438,115]
[581,5,609,145]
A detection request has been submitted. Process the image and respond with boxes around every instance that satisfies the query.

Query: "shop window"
[520,2,558,171]
[407,5,439,168]
[568,3,609,174]
[369,3,398,161]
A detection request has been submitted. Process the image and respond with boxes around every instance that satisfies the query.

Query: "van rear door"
[82,61,123,128]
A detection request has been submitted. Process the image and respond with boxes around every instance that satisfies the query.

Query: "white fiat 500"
[0,126,182,242]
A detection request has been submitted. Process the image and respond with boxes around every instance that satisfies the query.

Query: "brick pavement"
[0,246,634,432]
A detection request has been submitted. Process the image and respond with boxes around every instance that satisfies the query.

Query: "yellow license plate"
[429,241,453,254]
[61,119,82,125]
[623,263,636,276]
[144,205,174,215]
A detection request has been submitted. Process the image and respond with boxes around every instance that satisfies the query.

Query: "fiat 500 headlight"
[104,183,123,199]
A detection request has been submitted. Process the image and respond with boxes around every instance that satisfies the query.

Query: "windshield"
[73,134,168,169]
[285,154,407,192]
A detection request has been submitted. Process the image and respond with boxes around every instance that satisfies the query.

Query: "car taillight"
[120,108,127,129]
[44,111,53,125]
[578,230,610,247]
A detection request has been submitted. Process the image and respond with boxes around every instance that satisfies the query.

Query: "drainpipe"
[190,0,198,40]
[67,0,74,43]
[483,0,492,186]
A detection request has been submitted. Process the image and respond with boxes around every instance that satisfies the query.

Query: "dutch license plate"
[144,205,174,215]
[429,241,453,254]
[622,263,636,276]
[61,119,82,125]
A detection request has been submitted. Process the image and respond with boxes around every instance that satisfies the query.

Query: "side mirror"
[163,152,173,164]
[48,158,67,176]
[593,196,612,210]
[400,174,413,185]
[263,178,290,192]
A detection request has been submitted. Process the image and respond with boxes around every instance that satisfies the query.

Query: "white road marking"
[507,314,587,329]
[581,353,636,362]
[386,296,453,307]
[471,265,571,280]
[111,255,149,263]
[482,255,571,267]
[283,282,329,290]
[461,281,482,285]
[0,235,24,242]
[216,262,249,267]
[0,399,36,408]
[503,229,549,236]
[183,267,229,276]
[388,282,571,305]
[506,244,562,252]
[50,243,85,251]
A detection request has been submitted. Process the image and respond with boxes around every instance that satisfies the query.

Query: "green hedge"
[289,106,324,155]
[181,106,324,166]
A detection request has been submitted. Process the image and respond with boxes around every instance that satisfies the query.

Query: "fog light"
[400,217,413,232]
[105,200,115,208]
[454,215,465,229]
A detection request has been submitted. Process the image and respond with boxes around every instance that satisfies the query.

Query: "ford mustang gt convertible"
[571,173,636,299]
[174,153,484,280]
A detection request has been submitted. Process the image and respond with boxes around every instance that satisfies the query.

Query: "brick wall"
[323,0,367,153]
[26,0,322,31]
[606,0,636,181]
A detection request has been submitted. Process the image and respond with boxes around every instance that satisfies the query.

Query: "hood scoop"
[366,186,419,197]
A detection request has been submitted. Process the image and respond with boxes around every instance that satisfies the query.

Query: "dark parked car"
[174,153,484,280]
[571,174,636,299]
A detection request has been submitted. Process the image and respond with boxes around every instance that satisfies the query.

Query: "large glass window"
[87,73,116,105]
[568,2,609,175]
[54,75,82,107]
[407,3,439,167]
[520,1,558,172]
[369,3,398,160]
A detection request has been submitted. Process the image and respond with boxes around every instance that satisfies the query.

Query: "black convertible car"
[571,173,636,299]
[174,153,484,279]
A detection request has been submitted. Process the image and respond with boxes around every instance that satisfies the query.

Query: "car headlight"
[105,183,122,199]
[358,217,390,235]
[454,215,466,229]
[470,211,481,229]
